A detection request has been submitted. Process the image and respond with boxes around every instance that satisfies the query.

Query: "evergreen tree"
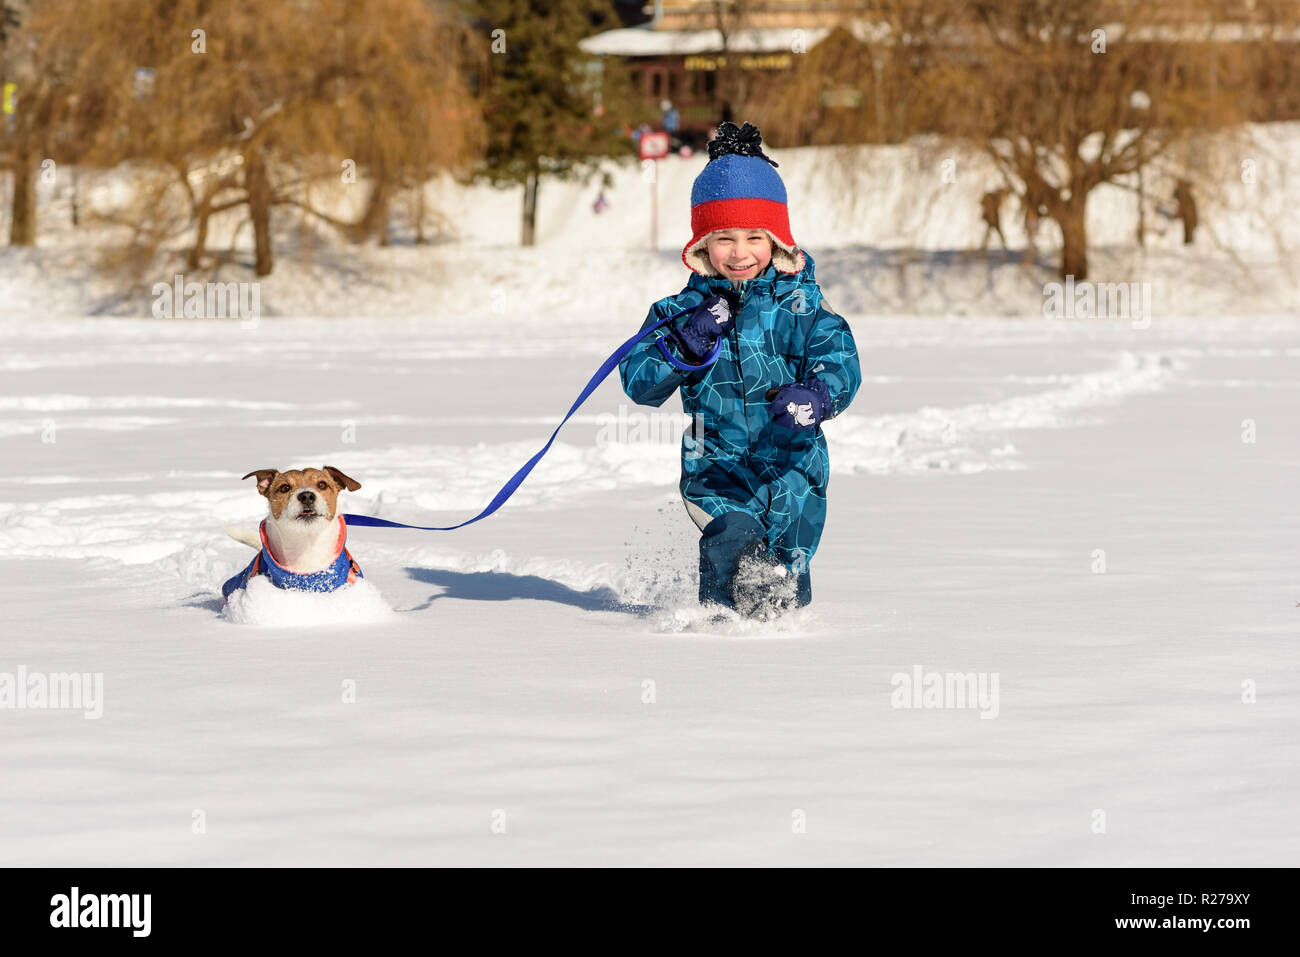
[461,0,630,246]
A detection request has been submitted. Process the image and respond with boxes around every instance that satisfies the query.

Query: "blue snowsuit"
[618,251,860,608]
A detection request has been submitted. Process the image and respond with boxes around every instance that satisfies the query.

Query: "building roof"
[579,17,1300,59]
[578,25,833,57]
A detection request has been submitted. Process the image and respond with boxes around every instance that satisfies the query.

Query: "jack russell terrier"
[222,466,364,600]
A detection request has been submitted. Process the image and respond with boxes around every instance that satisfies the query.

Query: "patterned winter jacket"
[618,251,860,549]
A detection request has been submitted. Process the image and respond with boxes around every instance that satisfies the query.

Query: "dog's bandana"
[222,517,362,600]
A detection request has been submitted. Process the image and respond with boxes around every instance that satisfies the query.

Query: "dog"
[222,466,364,600]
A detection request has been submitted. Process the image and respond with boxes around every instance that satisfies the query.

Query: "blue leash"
[342,306,705,532]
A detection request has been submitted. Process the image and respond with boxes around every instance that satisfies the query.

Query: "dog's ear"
[241,469,280,497]
[323,466,361,492]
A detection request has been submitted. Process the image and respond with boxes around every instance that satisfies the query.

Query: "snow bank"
[221,575,394,627]
[2,124,1296,321]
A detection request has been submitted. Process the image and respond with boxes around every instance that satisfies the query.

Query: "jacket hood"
[686,249,817,300]
[683,227,806,278]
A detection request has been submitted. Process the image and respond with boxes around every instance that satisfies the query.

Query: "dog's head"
[241,466,361,526]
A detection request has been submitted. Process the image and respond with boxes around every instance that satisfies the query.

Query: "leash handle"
[343,304,699,533]
[655,332,723,372]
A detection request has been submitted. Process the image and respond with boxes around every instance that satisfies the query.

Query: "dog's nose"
[297,490,316,505]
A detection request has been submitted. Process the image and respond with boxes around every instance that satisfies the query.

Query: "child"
[619,121,861,617]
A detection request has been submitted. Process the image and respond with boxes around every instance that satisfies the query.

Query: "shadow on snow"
[402,566,653,617]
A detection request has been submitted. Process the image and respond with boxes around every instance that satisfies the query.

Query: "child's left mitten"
[768,377,832,431]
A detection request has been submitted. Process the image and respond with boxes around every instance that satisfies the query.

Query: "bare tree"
[2,0,36,245]
[936,0,1299,279]
[768,0,1296,279]
[23,0,483,274]
[750,1,961,146]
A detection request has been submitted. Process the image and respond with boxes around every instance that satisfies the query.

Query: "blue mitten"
[670,295,734,362]
[768,377,832,431]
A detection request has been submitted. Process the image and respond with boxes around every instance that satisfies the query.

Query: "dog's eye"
[317,481,328,490]
[277,484,290,493]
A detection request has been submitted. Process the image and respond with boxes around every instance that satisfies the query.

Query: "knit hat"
[681,121,805,277]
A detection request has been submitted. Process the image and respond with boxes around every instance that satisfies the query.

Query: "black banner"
[0,867,1287,944]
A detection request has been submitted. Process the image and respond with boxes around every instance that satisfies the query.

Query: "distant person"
[1173,178,1198,245]
[661,99,682,152]
[593,189,609,214]
[980,188,1009,250]
[1023,199,1039,245]
[1021,183,1048,260]
[661,99,680,134]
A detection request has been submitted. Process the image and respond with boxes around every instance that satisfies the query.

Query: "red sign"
[638,131,670,160]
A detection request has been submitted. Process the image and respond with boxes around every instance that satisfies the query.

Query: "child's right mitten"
[669,294,734,363]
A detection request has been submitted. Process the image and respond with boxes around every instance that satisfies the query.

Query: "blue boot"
[698,512,768,609]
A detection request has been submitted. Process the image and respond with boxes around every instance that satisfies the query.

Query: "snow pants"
[684,452,824,610]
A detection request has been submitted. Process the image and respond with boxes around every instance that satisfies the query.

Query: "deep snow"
[0,129,1297,865]
[0,311,1297,865]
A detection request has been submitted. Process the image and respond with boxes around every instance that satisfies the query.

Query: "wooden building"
[581,1,1300,149]
[580,1,856,147]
